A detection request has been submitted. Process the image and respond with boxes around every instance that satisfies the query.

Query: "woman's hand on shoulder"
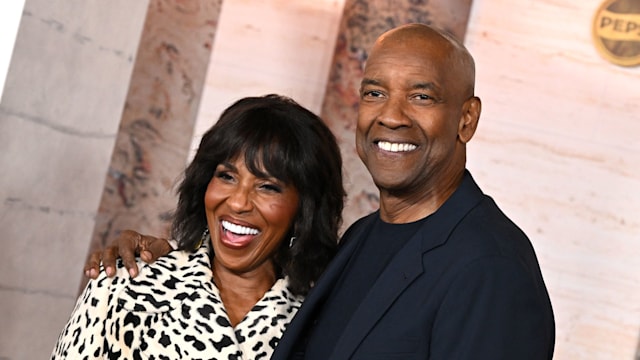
[83,230,174,279]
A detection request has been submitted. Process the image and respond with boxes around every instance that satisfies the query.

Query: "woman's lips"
[218,220,259,249]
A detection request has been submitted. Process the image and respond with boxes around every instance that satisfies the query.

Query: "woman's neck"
[212,260,277,327]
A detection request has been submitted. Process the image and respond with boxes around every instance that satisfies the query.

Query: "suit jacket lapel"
[328,222,428,359]
[272,214,376,358]
[328,171,486,359]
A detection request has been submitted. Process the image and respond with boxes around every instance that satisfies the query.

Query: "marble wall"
[189,0,347,151]
[86,0,222,291]
[0,0,150,358]
[1,0,638,359]
[465,1,640,358]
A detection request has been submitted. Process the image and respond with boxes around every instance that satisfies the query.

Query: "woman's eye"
[214,171,234,181]
[260,183,282,193]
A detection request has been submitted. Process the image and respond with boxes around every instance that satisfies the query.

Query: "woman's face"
[204,156,299,276]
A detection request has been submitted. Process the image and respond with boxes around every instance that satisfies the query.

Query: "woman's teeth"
[221,220,259,235]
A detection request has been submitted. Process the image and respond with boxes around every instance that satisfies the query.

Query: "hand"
[83,230,174,279]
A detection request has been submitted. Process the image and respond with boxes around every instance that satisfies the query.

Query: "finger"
[83,250,103,279]
[119,230,142,278]
[139,235,173,263]
[101,245,119,277]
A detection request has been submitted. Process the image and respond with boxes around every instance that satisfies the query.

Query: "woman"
[51,94,345,359]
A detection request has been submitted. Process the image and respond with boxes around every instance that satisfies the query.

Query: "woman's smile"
[205,157,300,274]
[219,219,260,249]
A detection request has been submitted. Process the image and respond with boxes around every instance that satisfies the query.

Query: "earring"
[195,228,209,250]
[289,236,296,248]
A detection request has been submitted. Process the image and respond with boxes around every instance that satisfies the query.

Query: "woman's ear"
[458,96,481,143]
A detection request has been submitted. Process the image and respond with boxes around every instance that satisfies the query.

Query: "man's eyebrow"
[360,78,381,87]
[360,79,439,91]
[410,82,438,91]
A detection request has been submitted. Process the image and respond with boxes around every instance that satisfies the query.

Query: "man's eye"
[362,90,383,98]
[414,93,433,101]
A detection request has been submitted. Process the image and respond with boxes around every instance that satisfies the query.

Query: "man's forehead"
[363,52,446,80]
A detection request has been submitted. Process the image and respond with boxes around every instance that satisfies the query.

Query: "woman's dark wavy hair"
[171,94,345,296]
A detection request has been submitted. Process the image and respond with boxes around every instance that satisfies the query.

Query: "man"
[89,23,555,359]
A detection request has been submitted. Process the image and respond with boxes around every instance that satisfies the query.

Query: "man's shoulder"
[464,196,528,239]
[446,196,543,268]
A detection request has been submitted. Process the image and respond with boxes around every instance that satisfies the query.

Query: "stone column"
[320,0,474,228]
[0,1,151,357]
[85,0,222,289]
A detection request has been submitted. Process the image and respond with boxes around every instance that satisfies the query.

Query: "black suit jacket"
[272,170,555,359]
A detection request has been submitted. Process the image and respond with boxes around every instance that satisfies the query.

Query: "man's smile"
[375,140,417,153]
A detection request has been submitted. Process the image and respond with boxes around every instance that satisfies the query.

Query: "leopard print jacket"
[51,241,304,360]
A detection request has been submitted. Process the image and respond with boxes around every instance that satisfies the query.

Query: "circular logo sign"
[592,0,640,67]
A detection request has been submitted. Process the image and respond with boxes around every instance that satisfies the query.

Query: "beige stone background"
[0,0,638,359]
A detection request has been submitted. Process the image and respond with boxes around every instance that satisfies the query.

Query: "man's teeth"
[377,141,417,152]
[221,220,259,235]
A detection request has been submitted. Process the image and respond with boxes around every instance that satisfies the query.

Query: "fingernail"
[129,269,136,278]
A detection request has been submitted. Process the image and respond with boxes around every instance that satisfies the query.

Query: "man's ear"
[458,96,481,143]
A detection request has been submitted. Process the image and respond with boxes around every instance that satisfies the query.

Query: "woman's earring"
[196,228,209,249]
[289,236,296,248]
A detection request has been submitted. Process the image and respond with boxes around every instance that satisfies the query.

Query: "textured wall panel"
[87,0,222,286]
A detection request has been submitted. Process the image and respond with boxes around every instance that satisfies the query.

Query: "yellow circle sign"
[592,0,640,67]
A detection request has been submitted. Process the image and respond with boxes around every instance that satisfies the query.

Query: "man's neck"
[378,170,465,224]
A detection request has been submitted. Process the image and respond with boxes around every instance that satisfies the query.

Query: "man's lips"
[375,140,417,152]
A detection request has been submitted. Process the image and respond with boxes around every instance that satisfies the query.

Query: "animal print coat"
[51,241,304,359]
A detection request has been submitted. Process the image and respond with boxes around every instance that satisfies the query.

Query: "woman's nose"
[226,187,253,213]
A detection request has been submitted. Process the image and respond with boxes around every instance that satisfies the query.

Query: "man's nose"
[377,98,411,128]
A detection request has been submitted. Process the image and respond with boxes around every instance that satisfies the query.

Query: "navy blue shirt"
[304,215,427,359]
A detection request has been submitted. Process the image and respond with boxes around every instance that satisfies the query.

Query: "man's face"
[356,34,471,198]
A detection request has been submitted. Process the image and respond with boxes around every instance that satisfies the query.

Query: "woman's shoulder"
[84,248,197,293]
[271,277,305,306]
